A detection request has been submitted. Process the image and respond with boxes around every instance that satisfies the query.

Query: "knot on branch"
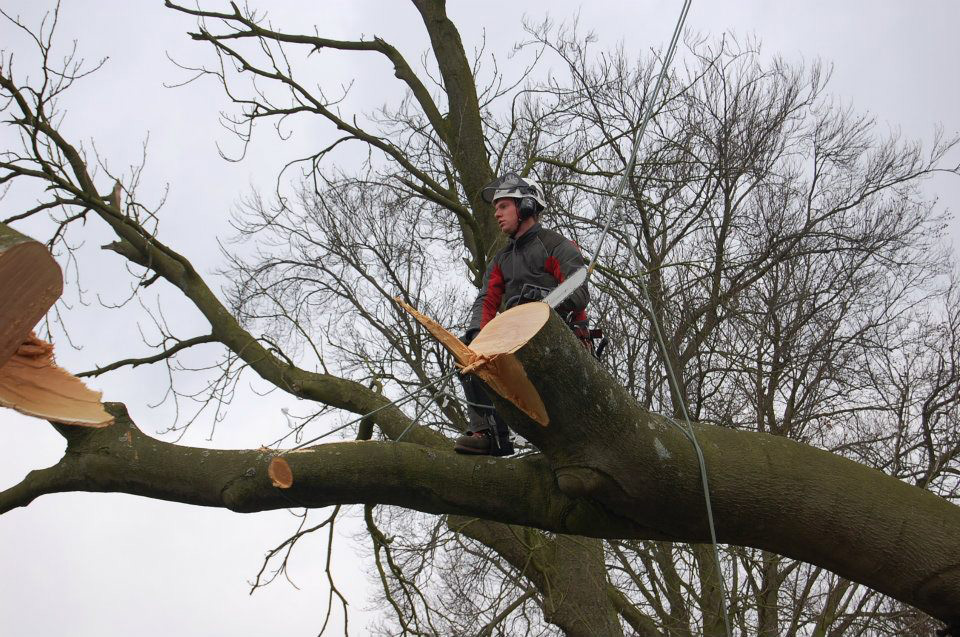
[554,466,606,500]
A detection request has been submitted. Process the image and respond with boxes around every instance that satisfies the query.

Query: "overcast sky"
[1,2,958,636]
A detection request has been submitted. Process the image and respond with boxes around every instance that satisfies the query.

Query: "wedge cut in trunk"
[394,298,549,426]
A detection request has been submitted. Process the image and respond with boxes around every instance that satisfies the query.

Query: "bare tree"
[1,3,959,636]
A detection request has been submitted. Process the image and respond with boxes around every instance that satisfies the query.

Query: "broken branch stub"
[268,457,293,489]
[394,298,549,426]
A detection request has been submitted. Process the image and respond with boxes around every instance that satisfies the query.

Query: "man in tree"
[5,2,960,632]
[455,172,590,456]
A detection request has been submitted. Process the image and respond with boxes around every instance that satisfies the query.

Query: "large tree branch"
[411,0,500,273]
[5,310,960,627]
[0,69,449,446]
[475,306,960,624]
[452,517,624,637]
[0,403,652,540]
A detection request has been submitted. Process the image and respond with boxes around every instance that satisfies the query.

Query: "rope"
[577,1,734,633]
[396,374,458,442]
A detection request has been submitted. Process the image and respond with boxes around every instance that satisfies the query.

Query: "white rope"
[577,1,734,632]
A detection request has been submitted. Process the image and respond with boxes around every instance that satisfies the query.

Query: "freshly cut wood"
[0,223,63,368]
[469,303,550,355]
[0,335,113,426]
[467,303,550,426]
[0,222,111,427]
[394,298,474,365]
[394,298,549,426]
[268,457,293,489]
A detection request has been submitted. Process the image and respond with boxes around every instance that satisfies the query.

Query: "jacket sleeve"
[468,258,505,333]
[544,237,590,320]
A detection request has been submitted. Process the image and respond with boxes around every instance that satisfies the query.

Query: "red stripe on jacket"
[545,255,588,322]
[545,256,564,283]
[481,263,505,327]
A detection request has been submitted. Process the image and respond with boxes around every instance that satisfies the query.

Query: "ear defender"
[518,196,538,219]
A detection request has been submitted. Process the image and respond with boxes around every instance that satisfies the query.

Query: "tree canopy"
[2,2,959,635]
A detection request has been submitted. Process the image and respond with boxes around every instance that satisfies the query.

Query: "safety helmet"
[481,172,547,219]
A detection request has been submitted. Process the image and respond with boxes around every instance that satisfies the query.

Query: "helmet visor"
[481,172,531,203]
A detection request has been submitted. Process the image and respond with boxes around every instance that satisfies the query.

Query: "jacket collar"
[508,222,542,247]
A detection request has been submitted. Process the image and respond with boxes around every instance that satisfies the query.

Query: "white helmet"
[481,172,547,218]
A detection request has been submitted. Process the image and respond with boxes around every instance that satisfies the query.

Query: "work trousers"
[459,372,510,438]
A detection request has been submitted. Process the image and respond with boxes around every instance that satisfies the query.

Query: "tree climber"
[454,172,590,456]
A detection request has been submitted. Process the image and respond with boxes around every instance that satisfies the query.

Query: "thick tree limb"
[410,0,500,271]
[0,403,650,540]
[606,586,662,637]
[4,310,960,625]
[452,516,624,637]
[0,69,443,445]
[480,305,960,624]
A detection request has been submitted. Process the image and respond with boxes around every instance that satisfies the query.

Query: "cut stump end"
[394,299,550,426]
[269,457,294,489]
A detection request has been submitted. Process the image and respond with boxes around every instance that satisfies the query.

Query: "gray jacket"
[468,223,589,334]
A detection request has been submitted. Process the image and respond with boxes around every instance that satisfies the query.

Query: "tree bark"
[485,306,960,626]
[453,517,625,637]
[411,0,500,277]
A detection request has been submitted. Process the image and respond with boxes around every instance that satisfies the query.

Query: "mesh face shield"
[481,172,546,210]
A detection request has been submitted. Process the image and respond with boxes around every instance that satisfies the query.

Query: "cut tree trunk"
[470,303,960,626]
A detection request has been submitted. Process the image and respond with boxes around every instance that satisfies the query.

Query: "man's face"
[494,198,520,235]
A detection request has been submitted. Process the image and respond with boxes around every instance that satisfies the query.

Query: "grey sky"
[1,2,958,635]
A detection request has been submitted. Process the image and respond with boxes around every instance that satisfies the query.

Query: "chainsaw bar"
[542,266,588,309]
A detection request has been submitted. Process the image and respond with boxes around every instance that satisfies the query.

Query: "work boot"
[454,429,515,457]
[454,430,493,455]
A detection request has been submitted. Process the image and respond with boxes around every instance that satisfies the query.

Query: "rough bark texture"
[454,517,624,637]
[486,306,960,625]
[0,403,648,539]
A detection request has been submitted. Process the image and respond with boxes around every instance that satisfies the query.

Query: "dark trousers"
[459,373,510,439]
